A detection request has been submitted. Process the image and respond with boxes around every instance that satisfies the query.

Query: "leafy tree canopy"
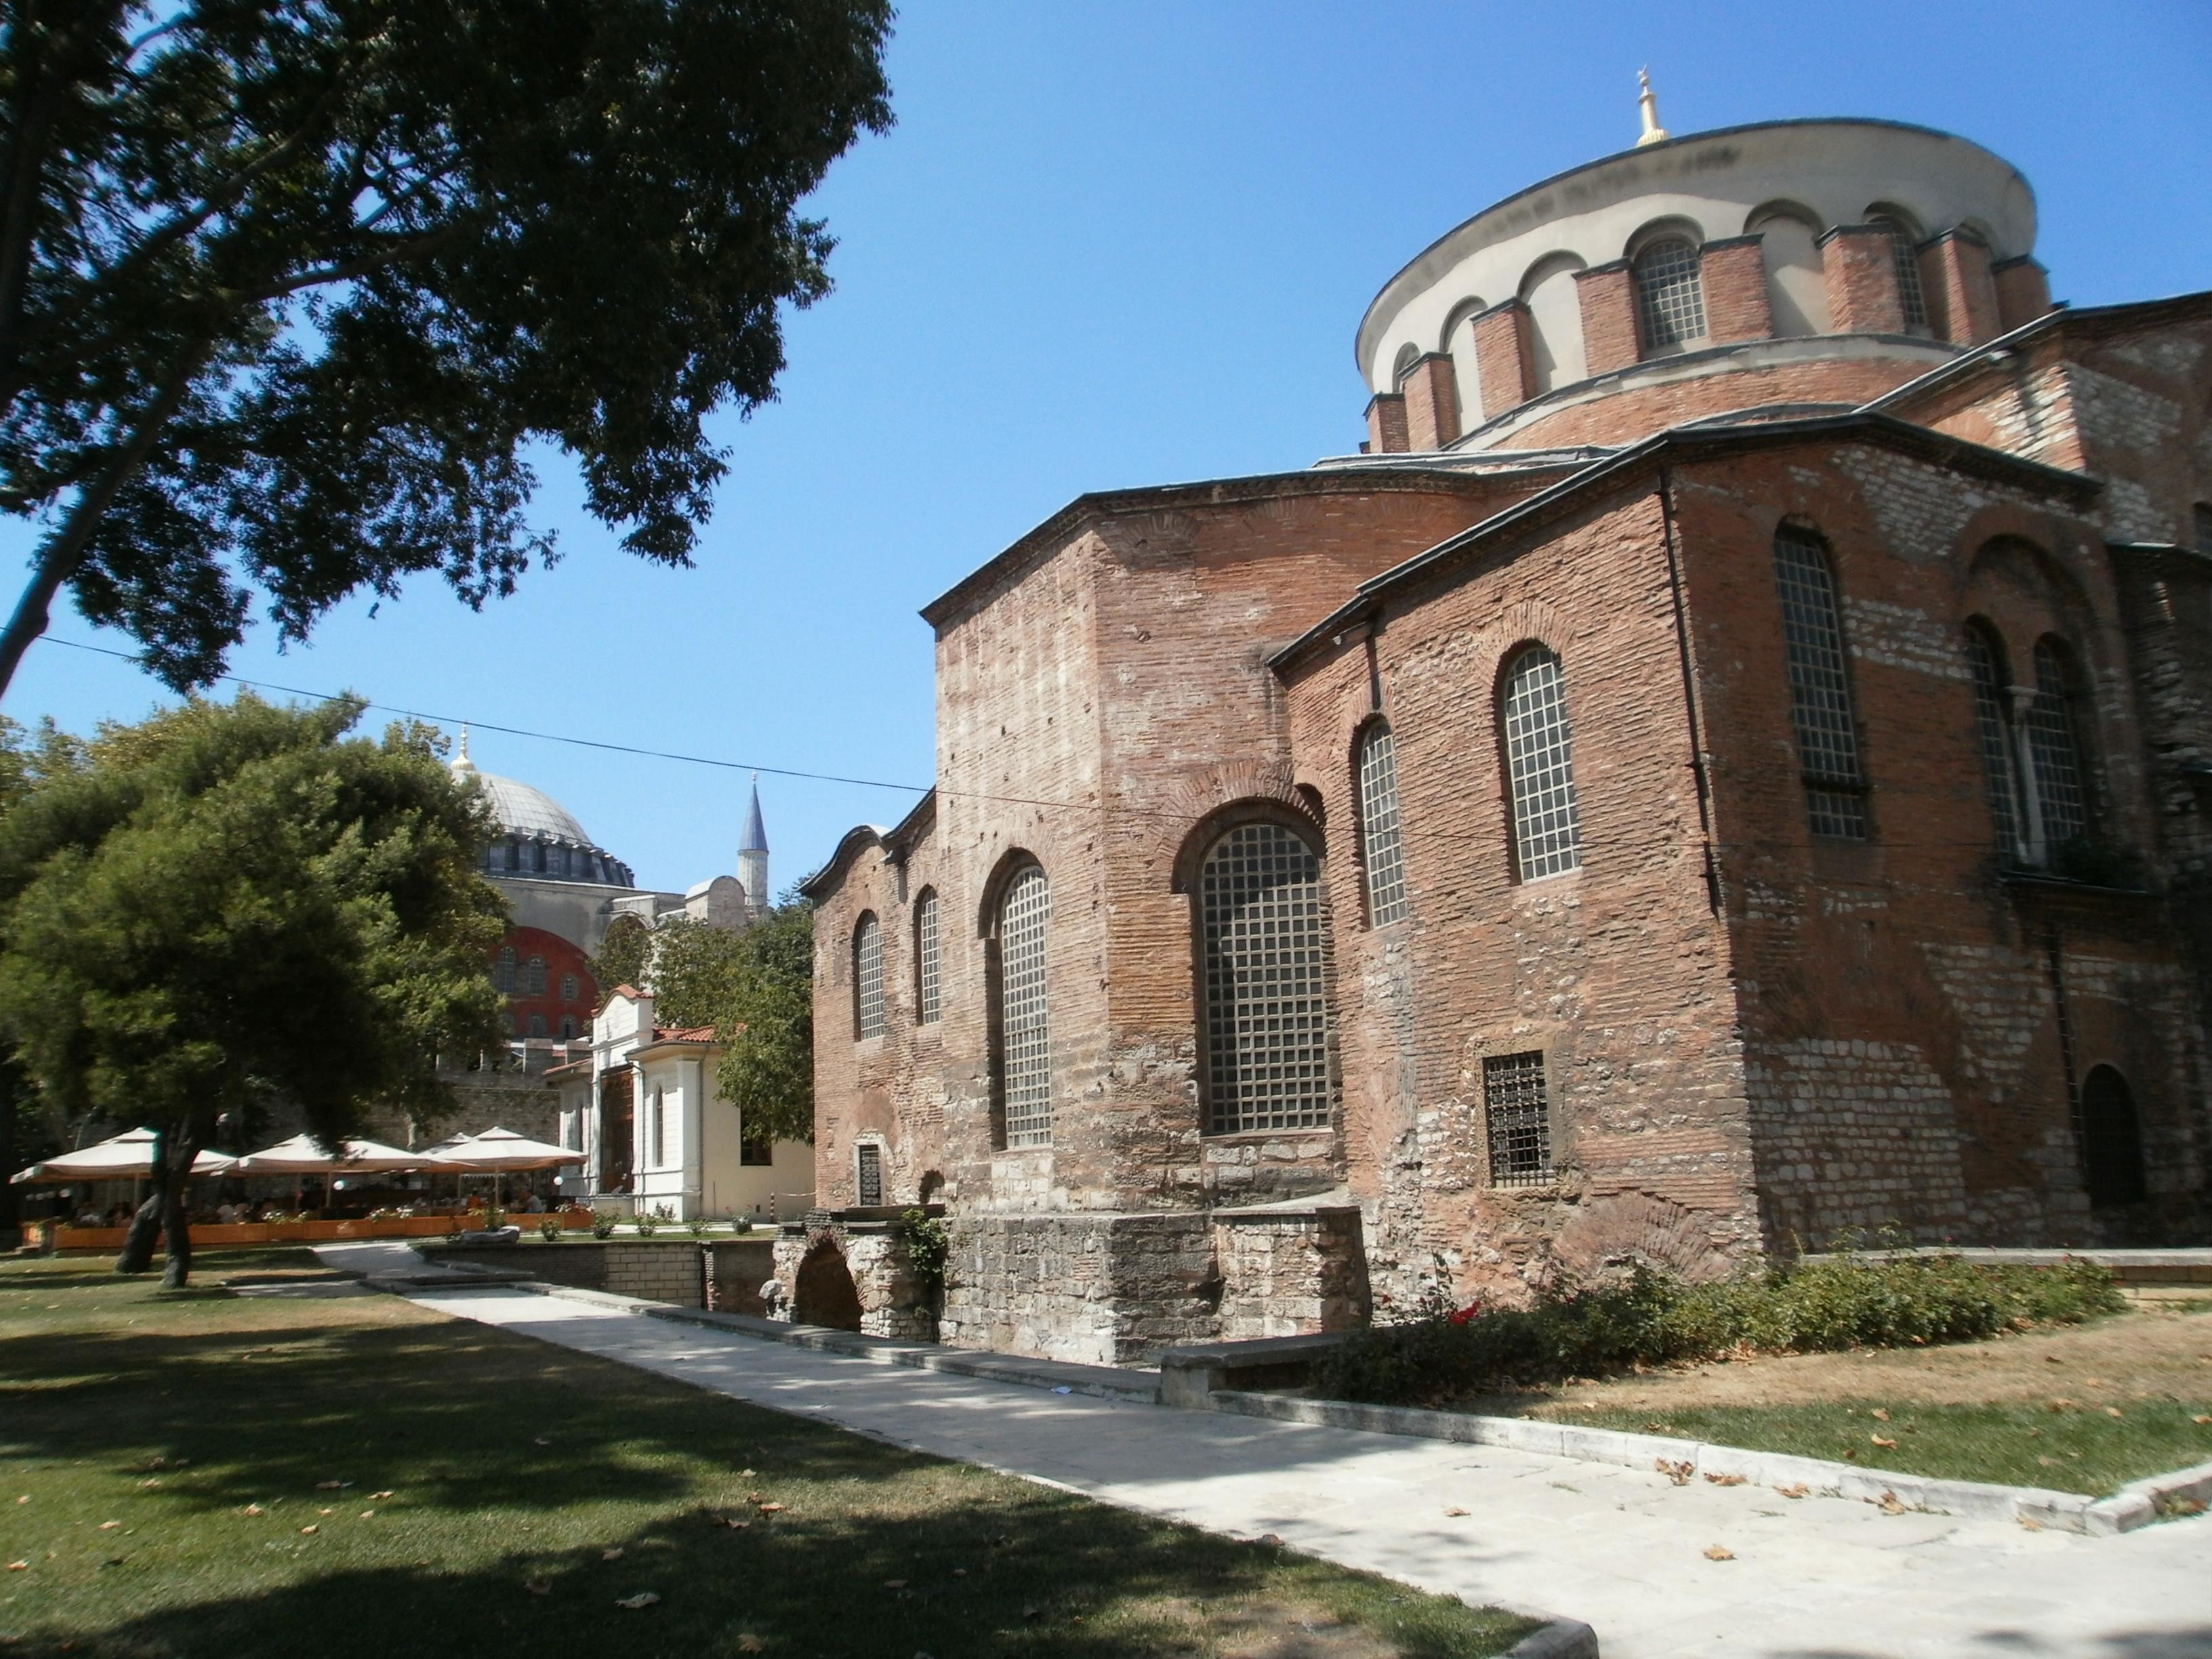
[589,901,812,1144]
[0,692,508,1277]
[0,0,895,697]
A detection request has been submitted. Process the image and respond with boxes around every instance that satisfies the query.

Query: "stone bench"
[1158,1330,1354,1409]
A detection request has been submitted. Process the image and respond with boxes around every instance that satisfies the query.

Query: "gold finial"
[1636,67,1669,147]
[451,723,476,776]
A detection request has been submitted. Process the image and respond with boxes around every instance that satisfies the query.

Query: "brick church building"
[796,104,2212,1365]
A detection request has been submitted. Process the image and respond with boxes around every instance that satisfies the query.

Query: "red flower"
[1446,1300,1482,1326]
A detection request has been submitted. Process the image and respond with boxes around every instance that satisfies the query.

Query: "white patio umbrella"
[9,1127,236,1185]
[429,1126,581,1211]
[234,1134,424,1211]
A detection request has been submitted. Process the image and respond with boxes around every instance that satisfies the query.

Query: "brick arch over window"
[1497,643,1584,881]
[1185,810,1336,1136]
[982,855,1052,1149]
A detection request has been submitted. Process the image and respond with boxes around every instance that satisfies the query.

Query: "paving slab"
[346,1269,2212,1659]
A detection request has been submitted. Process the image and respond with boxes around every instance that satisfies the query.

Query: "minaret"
[451,723,476,779]
[737,773,770,920]
[1635,68,1669,147]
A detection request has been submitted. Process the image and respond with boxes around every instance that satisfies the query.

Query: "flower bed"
[24,1208,595,1252]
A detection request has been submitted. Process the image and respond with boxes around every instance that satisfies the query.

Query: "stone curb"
[1208,1391,2205,1536]
[1502,1618,1601,1659]
[479,1278,1166,1404]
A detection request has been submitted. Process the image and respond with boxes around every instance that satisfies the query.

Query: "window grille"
[1483,1050,1555,1187]
[856,1142,884,1206]
[1634,239,1706,352]
[1772,527,1866,837]
[560,972,579,1002]
[494,947,517,994]
[524,956,547,996]
[1875,220,1929,330]
[853,914,886,1040]
[914,888,941,1024]
[1357,725,1409,926]
[2078,1065,2147,1208]
[2028,640,2089,849]
[1965,627,2022,858]
[1200,821,1333,1134]
[1501,647,1584,880]
[995,866,1053,1147]
[527,1014,547,1038]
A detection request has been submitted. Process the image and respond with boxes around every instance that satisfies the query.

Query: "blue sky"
[3,1,2208,895]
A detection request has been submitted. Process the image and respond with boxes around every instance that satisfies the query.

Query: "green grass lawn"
[0,1252,1532,1658]
[1549,1398,2212,1497]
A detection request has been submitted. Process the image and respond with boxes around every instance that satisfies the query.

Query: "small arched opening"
[2079,1066,2148,1209]
[794,1237,865,1331]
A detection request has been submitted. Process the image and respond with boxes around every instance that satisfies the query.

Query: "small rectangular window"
[1483,1050,1555,1187]
[740,1127,773,1166]
[856,1143,884,1206]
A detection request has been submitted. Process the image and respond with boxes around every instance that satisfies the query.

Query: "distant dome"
[452,738,634,888]
[476,772,594,848]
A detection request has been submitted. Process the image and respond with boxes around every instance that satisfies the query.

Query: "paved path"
[318,1249,2210,1659]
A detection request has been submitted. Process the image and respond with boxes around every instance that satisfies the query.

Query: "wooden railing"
[24,1208,597,1251]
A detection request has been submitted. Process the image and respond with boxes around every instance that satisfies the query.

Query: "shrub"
[688,1214,712,1239]
[1313,1252,2125,1408]
[634,1204,671,1237]
[589,1208,617,1240]
[537,1216,561,1242]
[901,1207,950,1299]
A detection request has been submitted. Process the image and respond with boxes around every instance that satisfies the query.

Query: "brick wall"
[1820,226,1907,335]
[602,1242,704,1305]
[1401,354,1460,450]
[1574,264,1637,376]
[1701,237,1773,345]
[1497,355,1937,452]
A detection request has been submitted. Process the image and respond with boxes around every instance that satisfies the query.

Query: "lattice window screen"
[1483,1050,1555,1187]
[853,914,886,1040]
[1772,527,1866,838]
[1200,822,1333,1134]
[996,866,1052,1147]
[494,948,517,994]
[914,888,941,1025]
[2028,640,2090,849]
[1358,726,1409,926]
[1877,220,1930,329]
[1502,647,1584,880]
[1634,240,1706,350]
[856,1142,884,1206]
[1965,628,2022,858]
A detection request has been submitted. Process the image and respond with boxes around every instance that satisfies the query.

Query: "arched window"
[913,888,941,1025]
[1633,239,1706,353]
[853,914,886,1040]
[1500,647,1584,880]
[1391,343,1419,387]
[494,947,518,994]
[1772,525,1866,838]
[991,865,1052,1147]
[1356,724,1408,926]
[531,840,547,874]
[527,1014,547,1038]
[1199,821,1333,1134]
[1870,213,1929,331]
[1964,623,2023,859]
[560,972,579,1002]
[2079,1065,2148,1208]
[558,1016,578,1042]
[523,956,547,996]
[2027,638,2091,851]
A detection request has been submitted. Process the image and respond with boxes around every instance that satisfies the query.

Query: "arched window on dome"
[1633,237,1706,355]
[560,972,579,1003]
[494,947,517,994]
[1866,208,1929,332]
[1391,342,1419,388]
[558,1016,578,1042]
[524,956,547,996]
[853,914,886,1040]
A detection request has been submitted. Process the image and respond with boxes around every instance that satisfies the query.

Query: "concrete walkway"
[316,1247,2211,1659]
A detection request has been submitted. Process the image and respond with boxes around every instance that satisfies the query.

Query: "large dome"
[452,740,634,888]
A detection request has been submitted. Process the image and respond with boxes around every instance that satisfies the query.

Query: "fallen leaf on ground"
[1704,1473,1746,1487]
[1443,1506,1469,1517]
[1656,1458,1693,1486]
[1870,1435,1898,1449]
[299,1525,318,1535]
[1702,1545,1734,1561]
[242,1504,264,1516]
[1774,1484,1809,1499]
[97,1521,119,1531]
[534,1438,551,1447]
[601,1547,624,1561]
[314,1481,346,1491]
[371,1491,394,1500]
[2020,1515,2045,1532]
[1870,1408,1889,1421]
[138,1479,161,1490]
[317,1508,333,1516]
[739,1469,756,1478]
[2193,1415,2211,1425]
[2049,1399,2076,1410]
[614,1591,659,1610]
[2104,1407,2124,1419]
[14,1496,25,1504]
[525,1578,552,1596]
[2039,1456,2064,1467]
[2044,1354,2061,1364]
[884,1579,907,1589]
[735,1637,764,1654]
[1876,1492,1908,1516]
[5,1561,26,1572]
[2085,1378,2106,1387]
[756,1502,784,1514]
[359,1511,375,1519]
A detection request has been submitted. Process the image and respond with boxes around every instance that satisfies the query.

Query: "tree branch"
[0,336,210,703]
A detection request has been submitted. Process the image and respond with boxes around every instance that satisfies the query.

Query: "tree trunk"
[160,1174,192,1288]
[0,1063,19,1248]
[114,1124,171,1274]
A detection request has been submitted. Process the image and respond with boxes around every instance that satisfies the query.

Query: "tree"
[0,1,893,698]
[588,912,652,1007]
[0,693,508,1283]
